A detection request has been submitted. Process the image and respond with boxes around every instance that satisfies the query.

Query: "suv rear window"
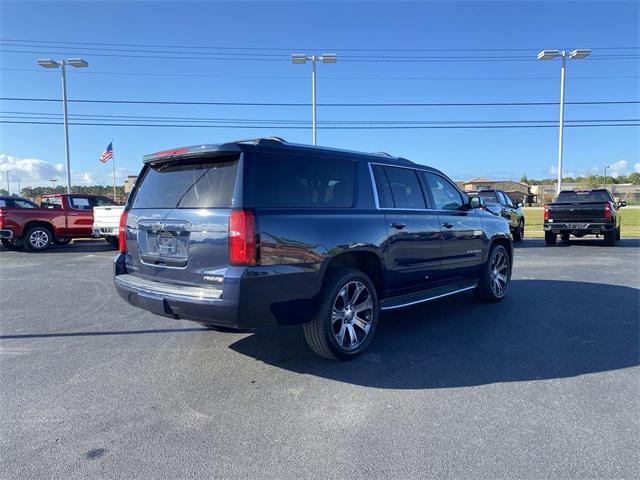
[132,156,239,209]
[250,155,355,208]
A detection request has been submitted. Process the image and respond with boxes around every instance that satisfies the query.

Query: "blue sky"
[0,0,638,190]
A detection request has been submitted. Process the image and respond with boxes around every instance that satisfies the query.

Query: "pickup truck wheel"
[560,233,570,242]
[1,238,24,251]
[604,230,616,246]
[474,244,511,303]
[303,268,378,360]
[513,220,524,241]
[24,225,52,252]
[544,231,557,246]
[53,237,71,246]
[105,237,119,248]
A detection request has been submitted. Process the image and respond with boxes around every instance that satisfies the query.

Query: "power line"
[3,67,638,81]
[1,111,637,125]
[1,96,639,107]
[2,37,638,53]
[1,48,638,63]
[1,120,638,129]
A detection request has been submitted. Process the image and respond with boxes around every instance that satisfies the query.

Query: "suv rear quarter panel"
[239,157,388,326]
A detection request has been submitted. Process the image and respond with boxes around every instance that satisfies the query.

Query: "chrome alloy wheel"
[331,281,374,351]
[490,249,509,297]
[29,229,50,249]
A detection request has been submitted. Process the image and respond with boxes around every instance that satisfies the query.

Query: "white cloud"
[634,163,640,174]
[607,160,631,178]
[0,154,64,186]
[1,153,135,187]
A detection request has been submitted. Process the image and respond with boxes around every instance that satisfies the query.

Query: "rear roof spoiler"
[142,137,286,164]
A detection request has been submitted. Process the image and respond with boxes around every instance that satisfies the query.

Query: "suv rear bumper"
[115,272,242,328]
[114,254,320,329]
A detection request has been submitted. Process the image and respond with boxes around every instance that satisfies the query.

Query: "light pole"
[37,58,89,194]
[50,178,58,191]
[537,48,591,195]
[604,165,610,189]
[291,53,337,145]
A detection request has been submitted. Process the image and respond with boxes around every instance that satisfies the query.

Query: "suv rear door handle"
[390,222,406,230]
[443,222,454,229]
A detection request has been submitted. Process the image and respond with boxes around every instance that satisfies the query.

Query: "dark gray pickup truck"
[544,189,626,246]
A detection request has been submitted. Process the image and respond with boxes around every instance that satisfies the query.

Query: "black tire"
[544,231,557,246]
[303,268,379,360]
[23,225,52,252]
[474,244,511,303]
[105,237,119,248]
[615,228,621,240]
[1,238,24,251]
[512,220,524,241]
[604,230,616,246]
[53,237,71,246]
[560,232,570,242]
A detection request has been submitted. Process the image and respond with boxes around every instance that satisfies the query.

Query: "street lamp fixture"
[537,48,591,195]
[291,53,337,145]
[37,57,89,194]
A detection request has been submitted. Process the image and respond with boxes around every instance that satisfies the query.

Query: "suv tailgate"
[123,153,241,286]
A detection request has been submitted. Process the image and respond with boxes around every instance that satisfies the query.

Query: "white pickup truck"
[93,205,124,248]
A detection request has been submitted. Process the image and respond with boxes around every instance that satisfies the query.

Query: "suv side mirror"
[618,201,627,208]
[517,202,524,208]
[469,197,482,209]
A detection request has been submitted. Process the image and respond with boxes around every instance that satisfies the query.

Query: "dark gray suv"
[115,138,513,360]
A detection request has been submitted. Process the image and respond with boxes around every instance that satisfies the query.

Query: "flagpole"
[111,140,116,202]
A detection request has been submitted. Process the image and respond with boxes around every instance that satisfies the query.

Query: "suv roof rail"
[376,151,393,157]
[233,137,286,145]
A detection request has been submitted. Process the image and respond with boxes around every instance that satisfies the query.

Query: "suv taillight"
[543,204,550,220]
[604,203,612,220]
[118,210,129,253]
[0,209,4,229]
[229,209,257,266]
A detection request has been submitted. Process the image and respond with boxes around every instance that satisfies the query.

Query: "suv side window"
[252,155,355,208]
[501,192,514,207]
[422,172,463,210]
[379,166,426,209]
[371,165,394,208]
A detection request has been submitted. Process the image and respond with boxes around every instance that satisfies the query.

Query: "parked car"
[114,138,513,360]
[467,189,525,241]
[544,189,624,246]
[0,193,118,251]
[93,205,125,248]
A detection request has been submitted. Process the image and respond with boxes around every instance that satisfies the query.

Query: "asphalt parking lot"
[1,239,638,479]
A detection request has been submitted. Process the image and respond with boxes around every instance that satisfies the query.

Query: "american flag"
[100,142,114,163]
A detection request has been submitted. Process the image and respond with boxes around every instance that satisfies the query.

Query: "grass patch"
[523,207,640,237]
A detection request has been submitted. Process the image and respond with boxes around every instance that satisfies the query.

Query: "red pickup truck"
[0,194,118,251]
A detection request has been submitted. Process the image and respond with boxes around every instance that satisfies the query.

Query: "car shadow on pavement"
[229,279,639,389]
[516,238,640,249]
[0,241,116,254]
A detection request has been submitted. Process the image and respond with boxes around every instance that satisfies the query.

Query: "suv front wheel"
[304,268,379,360]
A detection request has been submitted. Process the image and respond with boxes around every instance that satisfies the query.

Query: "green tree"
[519,174,530,185]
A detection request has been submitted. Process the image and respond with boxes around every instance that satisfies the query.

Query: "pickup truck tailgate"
[548,202,607,221]
[93,206,124,228]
